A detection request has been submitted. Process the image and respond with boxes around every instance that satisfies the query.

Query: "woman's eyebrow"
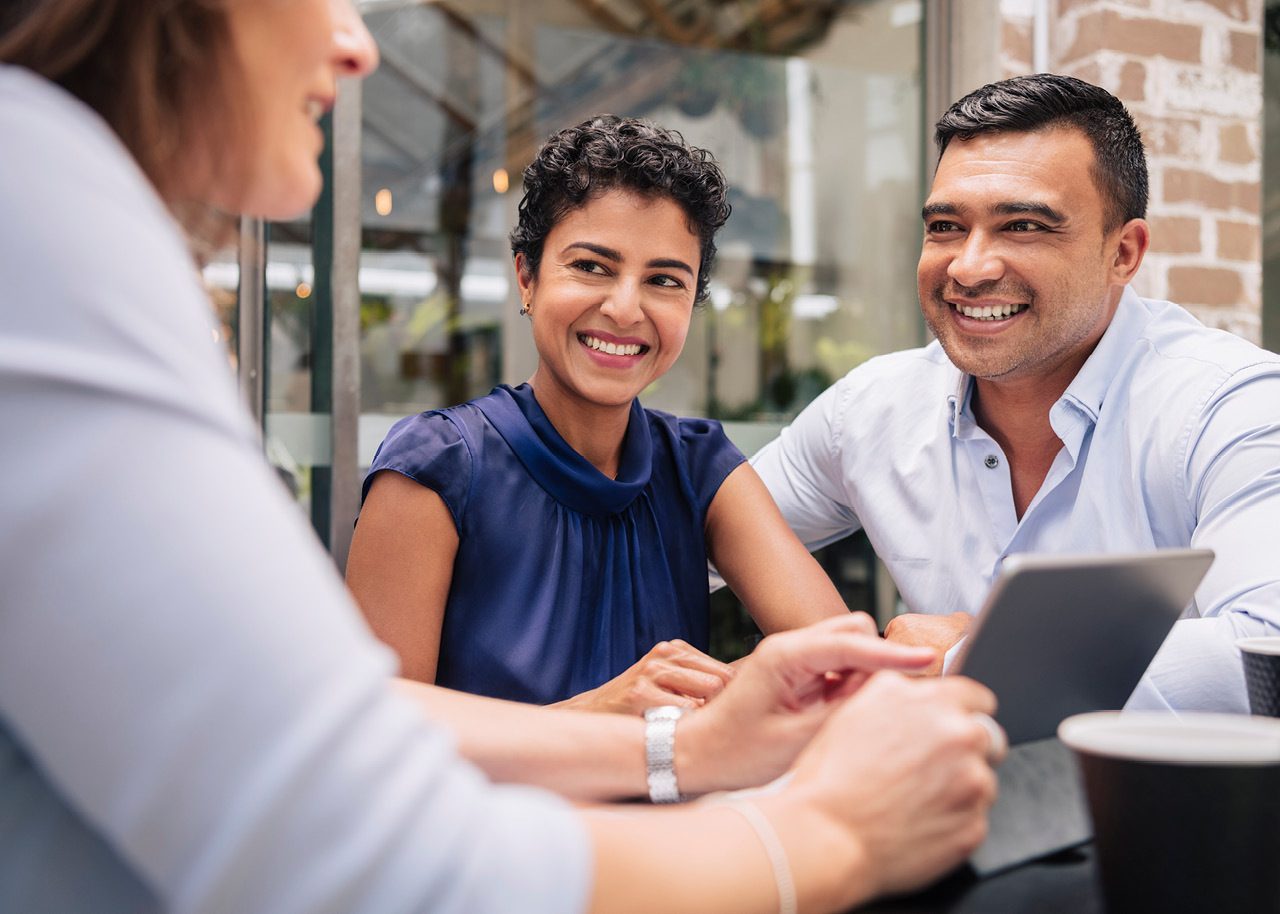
[647,258,694,275]
[564,241,621,261]
[564,242,694,275]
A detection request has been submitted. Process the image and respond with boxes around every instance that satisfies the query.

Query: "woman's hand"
[676,613,937,793]
[554,640,735,715]
[576,628,998,914]
[770,672,1002,908]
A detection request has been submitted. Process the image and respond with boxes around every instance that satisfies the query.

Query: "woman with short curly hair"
[510,114,730,305]
[348,115,855,712]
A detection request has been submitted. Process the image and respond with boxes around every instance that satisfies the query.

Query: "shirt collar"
[946,365,974,438]
[1056,286,1150,423]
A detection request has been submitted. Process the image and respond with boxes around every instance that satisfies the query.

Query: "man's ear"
[1110,217,1149,285]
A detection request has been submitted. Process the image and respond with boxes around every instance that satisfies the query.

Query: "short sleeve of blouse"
[675,416,747,514]
[362,412,473,531]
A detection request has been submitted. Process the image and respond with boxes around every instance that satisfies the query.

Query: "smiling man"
[753,74,1280,711]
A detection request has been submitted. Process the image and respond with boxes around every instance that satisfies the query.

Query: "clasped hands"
[556,637,737,715]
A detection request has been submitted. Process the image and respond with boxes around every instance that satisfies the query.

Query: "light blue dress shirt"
[0,67,590,914]
[753,288,1280,712]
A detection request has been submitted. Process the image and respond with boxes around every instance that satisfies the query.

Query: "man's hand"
[554,640,735,715]
[883,611,973,675]
[676,613,936,793]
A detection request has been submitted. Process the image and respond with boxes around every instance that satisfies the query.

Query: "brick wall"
[994,0,1263,342]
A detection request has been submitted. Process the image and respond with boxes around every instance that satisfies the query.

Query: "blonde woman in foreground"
[0,2,1003,913]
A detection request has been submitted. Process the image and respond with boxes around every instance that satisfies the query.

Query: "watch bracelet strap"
[644,707,684,803]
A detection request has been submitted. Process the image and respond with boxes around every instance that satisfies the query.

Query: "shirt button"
[984,454,1000,469]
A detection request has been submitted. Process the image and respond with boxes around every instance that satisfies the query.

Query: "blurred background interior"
[205,0,1277,658]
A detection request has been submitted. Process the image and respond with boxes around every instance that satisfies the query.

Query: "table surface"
[852,845,1103,914]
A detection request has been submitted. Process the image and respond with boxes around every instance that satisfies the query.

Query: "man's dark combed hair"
[510,115,731,304]
[934,73,1148,230]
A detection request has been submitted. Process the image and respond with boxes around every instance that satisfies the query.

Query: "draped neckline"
[473,383,653,516]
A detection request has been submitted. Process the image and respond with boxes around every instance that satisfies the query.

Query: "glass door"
[223,0,929,640]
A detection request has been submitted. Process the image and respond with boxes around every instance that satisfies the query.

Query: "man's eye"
[1007,221,1043,233]
[572,260,606,274]
[927,221,960,234]
[650,274,684,289]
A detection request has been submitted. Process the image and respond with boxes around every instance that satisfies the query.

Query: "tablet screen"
[952,549,1214,744]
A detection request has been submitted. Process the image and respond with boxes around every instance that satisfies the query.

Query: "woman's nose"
[600,282,644,327]
[331,0,379,78]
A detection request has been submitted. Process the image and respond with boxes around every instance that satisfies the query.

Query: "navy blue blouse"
[362,384,746,704]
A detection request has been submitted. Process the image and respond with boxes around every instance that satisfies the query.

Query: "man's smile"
[949,301,1029,322]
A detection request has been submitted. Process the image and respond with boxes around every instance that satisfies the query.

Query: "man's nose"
[946,232,1004,288]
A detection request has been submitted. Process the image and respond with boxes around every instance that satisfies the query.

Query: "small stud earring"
[519,301,531,317]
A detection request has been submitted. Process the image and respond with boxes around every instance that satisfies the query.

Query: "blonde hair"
[1,0,250,247]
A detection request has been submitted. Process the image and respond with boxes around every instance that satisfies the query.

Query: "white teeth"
[958,303,1026,321]
[580,334,644,356]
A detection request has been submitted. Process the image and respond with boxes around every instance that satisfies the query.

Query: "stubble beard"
[923,280,1115,387]
[922,281,1039,382]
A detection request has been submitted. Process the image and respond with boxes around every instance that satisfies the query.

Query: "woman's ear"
[514,253,536,316]
[514,253,535,298]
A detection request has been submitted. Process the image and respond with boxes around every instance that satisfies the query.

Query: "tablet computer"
[952,548,1215,746]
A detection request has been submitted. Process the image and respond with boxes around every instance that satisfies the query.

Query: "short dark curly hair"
[934,74,1147,232]
[510,115,731,304]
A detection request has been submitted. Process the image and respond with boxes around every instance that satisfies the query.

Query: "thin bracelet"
[726,800,797,914]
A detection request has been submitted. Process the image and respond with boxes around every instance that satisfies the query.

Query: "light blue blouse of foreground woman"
[0,1,1003,912]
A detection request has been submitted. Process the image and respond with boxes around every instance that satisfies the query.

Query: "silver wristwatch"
[644,705,686,803]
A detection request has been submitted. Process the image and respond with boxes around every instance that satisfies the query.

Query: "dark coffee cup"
[1238,637,1280,717]
[1059,711,1280,914]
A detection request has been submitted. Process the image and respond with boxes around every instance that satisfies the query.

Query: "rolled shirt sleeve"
[1131,366,1280,711]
